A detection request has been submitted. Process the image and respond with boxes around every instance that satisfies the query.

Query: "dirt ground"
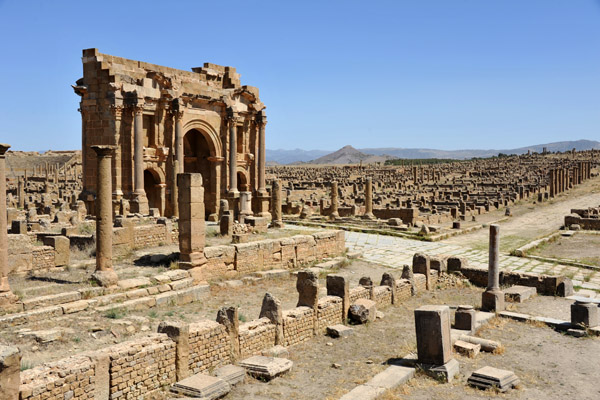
[529,231,600,267]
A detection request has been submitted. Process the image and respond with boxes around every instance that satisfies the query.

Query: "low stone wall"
[564,214,600,230]
[349,286,370,303]
[373,285,392,307]
[188,321,231,374]
[283,307,315,347]
[203,230,345,281]
[460,266,571,296]
[317,296,344,333]
[133,224,171,248]
[239,318,277,359]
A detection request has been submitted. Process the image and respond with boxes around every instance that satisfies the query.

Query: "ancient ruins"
[1,49,599,400]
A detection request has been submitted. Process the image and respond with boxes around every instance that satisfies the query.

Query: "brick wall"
[373,286,392,307]
[19,355,96,400]
[107,334,176,400]
[133,225,169,248]
[283,307,315,346]
[317,296,343,333]
[349,286,370,303]
[188,321,231,374]
[396,279,413,302]
[238,318,277,359]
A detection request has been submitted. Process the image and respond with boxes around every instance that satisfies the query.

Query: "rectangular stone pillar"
[297,270,319,334]
[327,274,350,320]
[217,306,240,361]
[158,321,190,380]
[414,305,452,365]
[178,173,207,283]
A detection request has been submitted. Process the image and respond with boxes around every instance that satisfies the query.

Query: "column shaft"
[229,115,238,193]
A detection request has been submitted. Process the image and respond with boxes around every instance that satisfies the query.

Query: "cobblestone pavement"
[343,230,600,298]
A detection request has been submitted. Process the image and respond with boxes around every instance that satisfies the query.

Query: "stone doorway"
[144,169,162,215]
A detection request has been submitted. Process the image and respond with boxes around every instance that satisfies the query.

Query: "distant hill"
[306,145,391,165]
[266,148,330,164]
[267,139,600,165]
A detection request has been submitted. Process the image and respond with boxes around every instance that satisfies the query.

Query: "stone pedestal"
[239,191,253,222]
[454,305,477,331]
[571,300,599,328]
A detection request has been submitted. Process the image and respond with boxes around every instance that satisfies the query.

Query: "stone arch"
[144,168,164,215]
[182,119,221,157]
[237,167,250,192]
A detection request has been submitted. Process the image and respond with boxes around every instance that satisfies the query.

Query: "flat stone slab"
[213,365,245,386]
[339,384,385,400]
[261,345,289,358]
[504,285,536,303]
[171,373,230,399]
[468,366,520,392]
[365,365,415,390]
[252,269,289,279]
[117,277,152,290]
[453,340,480,358]
[238,356,293,380]
[327,324,354,338]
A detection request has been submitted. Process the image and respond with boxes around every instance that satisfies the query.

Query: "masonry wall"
[460,266,570,296]
[188,321,231,374]
[283,307,315,347]
[316,296,344,333]
[239,318,277,359]
[564,214,600,230]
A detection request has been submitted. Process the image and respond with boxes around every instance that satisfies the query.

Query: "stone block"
[238,356,293,380]
[0,346,21,400]
[468,366,520,392]
[571,300,599,328]
[326,324,354,338]
[414,305,452,365]
[348,299,377,324]
[454,305,476,331]
[453,340,480,358]
[504,285,536,303]
[213,365,245,386]
[170,373,231,399]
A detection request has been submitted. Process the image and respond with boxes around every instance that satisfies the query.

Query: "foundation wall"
[188,321,231,374]
[283,307,315,347]
[238,318,277,359]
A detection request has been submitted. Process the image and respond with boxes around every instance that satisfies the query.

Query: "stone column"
[0,144,17,306]
[330,181,339,219]
[17,177,24,209]
[170,156,179,218]
[178,173,207,283]
[207,157,222,221]
[256,111,271,219]
[174,109,184,174]
[158,183,166,217]
[481,224,504,312]
[91,145,119,287]
[228,109,238,195]
[239,191,253,222]
[132,104,149,214]
[363,177,375,219]
[271,179,283,228]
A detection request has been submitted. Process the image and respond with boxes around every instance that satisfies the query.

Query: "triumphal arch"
[73,48,269,220]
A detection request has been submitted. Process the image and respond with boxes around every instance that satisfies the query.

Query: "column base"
[91,269,119,288]
[362,213,375,220]
[481,289,505,312]
[131,193,149,215]
[329,212,339,221]
[417,359,460,383]
[271,220,284,229]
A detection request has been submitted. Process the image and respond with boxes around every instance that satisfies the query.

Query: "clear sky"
[0,0,598,152]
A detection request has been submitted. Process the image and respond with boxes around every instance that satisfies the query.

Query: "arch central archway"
[181,123,221,220]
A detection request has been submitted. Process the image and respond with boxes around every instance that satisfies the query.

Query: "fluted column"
[132,103,149,214]
[0,144,17,305]
[91,145,119,287]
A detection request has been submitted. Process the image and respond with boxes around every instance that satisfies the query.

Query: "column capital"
[132,103,144,115]
[91,145,117,158]
[110,105,125,120]
[256,110,267,125]
[172,109,184,121]
[0,143,10,157]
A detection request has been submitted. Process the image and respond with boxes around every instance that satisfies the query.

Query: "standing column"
[481,224,504,312]
[174,109,184,174]
[228,109,238,195]
[256,111,271,219]
[170,157,179,218]
[90,145,119,287]
[271,179,283,228]
[0,144,17,305]
[330,181,339,219]
[363,177,375,219]
[18,177,24,209]
[132,103,149,214]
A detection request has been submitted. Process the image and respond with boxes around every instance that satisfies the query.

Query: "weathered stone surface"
[296,270,319,308]
[453,340,480,358]
[348,299,377,324]
[213,365,245,386]
[504,285,536,303]
[458,335,501,353]
[0,345,20,400]
[326,324,354,338]
[414,305,452,365]
[171,373,231,399]
[468,366,520,392]
[365,365,415,390]
[238,356,293,380]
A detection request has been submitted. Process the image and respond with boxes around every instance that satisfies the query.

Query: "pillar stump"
[363,177,375,219]
[482,224,505,312]
[90,145,119,287]
[571,300,599,328]
[329,181,339,220]
[178,173,207,283]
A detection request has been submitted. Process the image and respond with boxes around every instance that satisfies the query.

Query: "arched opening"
[184,129,212,218]
[237,171,249,192]
[144,169,161,214]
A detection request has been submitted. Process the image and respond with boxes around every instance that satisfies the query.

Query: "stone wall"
[133,224,170,249]
[349,286,370,303]
[107,334,176,400]
[373,285,392,307]
[188,321,231,374]
[239,318,277,359]
[283,307,315,347]
[564,214,600,230]
[317,296,344,333]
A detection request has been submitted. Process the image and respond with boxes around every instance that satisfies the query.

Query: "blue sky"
[0,0,598,152]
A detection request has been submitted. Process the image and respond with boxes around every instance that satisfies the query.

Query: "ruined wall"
[239,318,277,359]
[349,286,370,303]
[133,224,170,248]
[460,266,570,296]
[373,285,392,307]
[188,321,231,374]
[317,296,344,333]
[564,214,600,230]
[283,307,315,347]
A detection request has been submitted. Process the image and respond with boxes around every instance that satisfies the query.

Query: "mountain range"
[267,139,600,165]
